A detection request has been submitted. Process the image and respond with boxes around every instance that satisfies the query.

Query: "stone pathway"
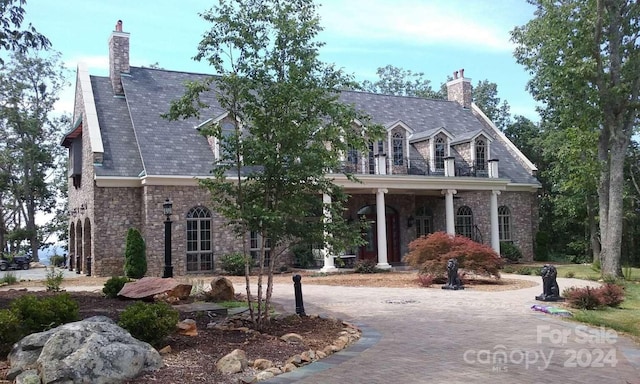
[237,275,640,384]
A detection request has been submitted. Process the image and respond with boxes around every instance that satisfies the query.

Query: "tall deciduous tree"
[512,0,640,277]
[167,0,383,329]
[361,65,445,99]
[0,0,50,64]
[0,52,67,260]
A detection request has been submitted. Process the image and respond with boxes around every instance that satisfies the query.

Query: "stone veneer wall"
[454,143,471,164]
[141,185,244,277]
[454,190,536,261]
[67,80,97,275]
[92,187,143,276]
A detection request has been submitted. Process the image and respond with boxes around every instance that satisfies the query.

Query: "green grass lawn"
[516,263,640,340]
[569,282,640,340]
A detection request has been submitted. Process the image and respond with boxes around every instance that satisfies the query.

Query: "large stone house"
[62,23,540,277]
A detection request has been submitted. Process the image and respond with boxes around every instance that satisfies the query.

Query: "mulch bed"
[0,290,347,384]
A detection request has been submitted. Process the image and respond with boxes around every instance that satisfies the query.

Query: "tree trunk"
[600,132,627,277]
[586,194,600,263]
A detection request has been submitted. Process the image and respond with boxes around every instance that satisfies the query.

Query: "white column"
[320,193,337,272]
[375,188,391,269]
[490,190,501,255]
[442,189,457,235]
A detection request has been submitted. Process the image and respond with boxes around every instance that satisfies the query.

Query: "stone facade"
[108,29,129,95]
[446,75,472,109]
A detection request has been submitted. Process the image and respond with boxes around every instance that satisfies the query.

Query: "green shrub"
[516,266,533,275]
[45,267,64,292]
[103,276,131,299]
[50,255,66,267]
[534,231,550,261]
[220,253,247,276]
[10,294,79,335]
[0,309,22,357]
[0,271,18,285]
[564,271,576,278]
[292,244,314,268]
[124,228,147,279]
[591,258,601,272]
[500,242,523,262]
[502,265,515,274]
[118,302,179,347]
[404,232,503,279]
[354,259,377,274]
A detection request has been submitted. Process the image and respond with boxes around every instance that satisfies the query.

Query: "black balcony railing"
[331,158,490,178]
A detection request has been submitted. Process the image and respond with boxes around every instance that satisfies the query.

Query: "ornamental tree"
[166,0,383,329]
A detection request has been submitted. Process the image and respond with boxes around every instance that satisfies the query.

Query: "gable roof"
[88,66,539,185]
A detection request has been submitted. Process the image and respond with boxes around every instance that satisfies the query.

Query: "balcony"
[333,157,496,178]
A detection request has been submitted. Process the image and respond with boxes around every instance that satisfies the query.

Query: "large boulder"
[215,349,247,374]
[7,316,163,383]
[118,277,192,301]
[208,277,235,301]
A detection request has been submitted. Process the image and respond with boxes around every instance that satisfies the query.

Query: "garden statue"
[442,258,464,290]
[535,264,563,301]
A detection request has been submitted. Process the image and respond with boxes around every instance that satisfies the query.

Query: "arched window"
[435,137,445,170]
[415,206,433,238]
[455,206,474,239]
[393,132,404,165]
[250,231,271,266]
[475,138,486,170]
[498,206,511,241]
[186,206,213,272]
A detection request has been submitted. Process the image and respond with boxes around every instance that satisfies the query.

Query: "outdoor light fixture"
[163,198,173,278]
[407,215,415,228]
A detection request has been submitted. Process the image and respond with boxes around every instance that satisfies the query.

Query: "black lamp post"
[162,198,173,278]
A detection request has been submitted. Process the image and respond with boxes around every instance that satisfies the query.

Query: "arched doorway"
[75,220,82,273]
[69,222,75,270]
[357,204,400,263]
[83,218,92,276]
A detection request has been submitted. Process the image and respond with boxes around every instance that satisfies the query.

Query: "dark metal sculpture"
[535,264,563,301]
[442,258,464,290]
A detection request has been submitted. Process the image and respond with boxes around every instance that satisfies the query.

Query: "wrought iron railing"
[331,158,489,178]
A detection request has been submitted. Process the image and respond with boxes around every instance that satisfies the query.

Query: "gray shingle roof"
[91,67,539,185]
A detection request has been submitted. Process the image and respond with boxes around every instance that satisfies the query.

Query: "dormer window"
[218,121,236,161]
[435,137,445,170]
[392,132,404,165]
[475,138,486,170]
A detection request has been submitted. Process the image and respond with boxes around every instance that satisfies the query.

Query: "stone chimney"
[446,68,472,109]
[108,20,130,95]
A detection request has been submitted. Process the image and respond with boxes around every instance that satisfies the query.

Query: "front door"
[358,207,400,263]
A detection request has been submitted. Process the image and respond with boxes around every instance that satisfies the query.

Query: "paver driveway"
[250,275,640,384]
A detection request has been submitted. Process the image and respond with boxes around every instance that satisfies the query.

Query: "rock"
[280,332,304,344]
[266,367,282,375]
[208,277,235,301]
[8,316,162,383]
[300,350,315,362]
[238,376,257,384]
[253,358,273,370]
[118,277,192,301]
[216,349,248,374]
[283,363,297,372]
[158,345,172,354]
[315,350,327,359]
[177,319,198,336]
[285,354,302,367]
[15,369,40,384]
[255,371,275,381]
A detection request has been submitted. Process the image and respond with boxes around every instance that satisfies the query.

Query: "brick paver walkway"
[254,275,640,384]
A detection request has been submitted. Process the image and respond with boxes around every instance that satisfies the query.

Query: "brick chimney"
[446,68,472,109]
[108,20,130,95]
